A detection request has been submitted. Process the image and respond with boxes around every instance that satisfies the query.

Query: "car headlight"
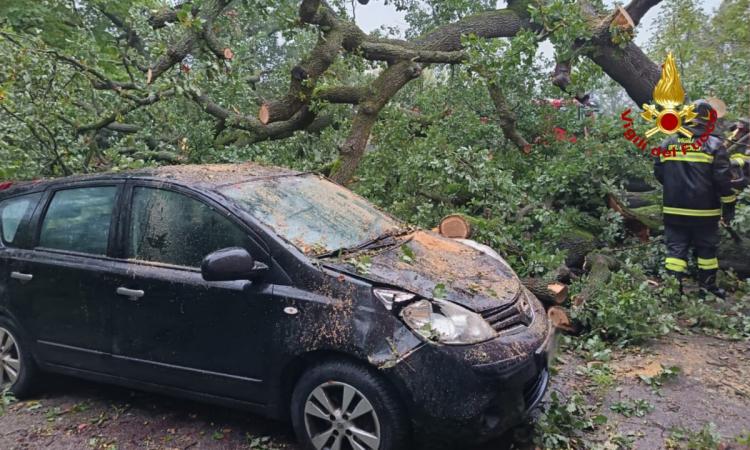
[373,288,415,310]
[400,299,497,344]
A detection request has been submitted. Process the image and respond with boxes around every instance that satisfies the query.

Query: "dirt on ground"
[543,333,750,449]
[0,333,748,449]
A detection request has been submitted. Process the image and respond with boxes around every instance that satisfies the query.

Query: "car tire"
[0,317,38,399]
[291,358,410,450]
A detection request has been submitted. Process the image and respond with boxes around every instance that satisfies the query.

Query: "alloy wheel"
[0,327,21,388]
[303,381,381,450]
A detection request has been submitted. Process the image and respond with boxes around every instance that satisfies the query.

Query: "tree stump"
[547,306,580,334]
[438,214,472,239]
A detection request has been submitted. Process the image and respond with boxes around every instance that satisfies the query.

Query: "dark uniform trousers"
[664,223,720,282]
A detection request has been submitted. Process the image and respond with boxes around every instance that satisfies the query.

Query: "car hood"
[324,230,521,313]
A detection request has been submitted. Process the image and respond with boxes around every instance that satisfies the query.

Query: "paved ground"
[0,333,748,449]
[552,333,750,449]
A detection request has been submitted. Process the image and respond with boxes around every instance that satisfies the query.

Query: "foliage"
[609,399,654,418]
[534,391,608,449]
[638,365,681,392]
[666,423,723,450]
[570,268,677,346]
[648,0,750,116]
[0,388,16,416]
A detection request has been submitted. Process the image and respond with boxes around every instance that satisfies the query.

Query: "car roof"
[0,163,302,199]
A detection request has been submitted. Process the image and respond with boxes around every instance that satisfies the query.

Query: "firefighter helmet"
[690,99,716,126]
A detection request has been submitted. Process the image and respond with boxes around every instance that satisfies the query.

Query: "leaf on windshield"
[399,245,416,264]
[433,283,447,299]
[347,255,372,274]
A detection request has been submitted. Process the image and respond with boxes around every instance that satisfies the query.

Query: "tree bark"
[522,278,569,306]
[574,253,620,306]
[330,61,423,184]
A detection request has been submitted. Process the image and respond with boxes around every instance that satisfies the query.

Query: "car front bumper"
[384,304,553,447]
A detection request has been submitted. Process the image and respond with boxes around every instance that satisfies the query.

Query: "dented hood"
[325,230,521,313]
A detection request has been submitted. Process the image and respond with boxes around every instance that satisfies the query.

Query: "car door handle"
[116,287,145,300]
[10,271,33,282]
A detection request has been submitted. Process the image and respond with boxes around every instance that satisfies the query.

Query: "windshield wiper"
[317,227,412,258]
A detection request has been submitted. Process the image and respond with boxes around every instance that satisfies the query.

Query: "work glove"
[722,202,736,225]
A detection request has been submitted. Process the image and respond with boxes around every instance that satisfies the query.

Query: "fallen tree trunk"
[522,278,568,306]
[608,191,750,275]
[557,227,597,268]
[719,234,750,277]
[574,252,620,306]
[607,193,661,240]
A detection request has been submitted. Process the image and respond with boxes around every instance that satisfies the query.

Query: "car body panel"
[323,230,522,313]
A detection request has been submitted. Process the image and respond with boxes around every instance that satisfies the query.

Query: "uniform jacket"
[654,134,736,226]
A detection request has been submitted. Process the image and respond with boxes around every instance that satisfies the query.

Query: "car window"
[39,187,118,255]
[0,193,42,246]
[127,187,251,268]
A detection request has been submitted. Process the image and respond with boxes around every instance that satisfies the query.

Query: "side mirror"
[201,247,268,282]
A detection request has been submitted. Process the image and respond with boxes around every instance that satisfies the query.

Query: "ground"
[0,333,748,450]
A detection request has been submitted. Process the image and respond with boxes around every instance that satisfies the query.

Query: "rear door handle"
[116,287,145,300]
[10,271,33,283]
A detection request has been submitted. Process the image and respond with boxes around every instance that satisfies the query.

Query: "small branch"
[148,3,196,29]
[95,4,148,57]
[1,104,70,175]
[77,90,174,133]
[483,75,531,152]
[147,0,230,84]
[106,123,141,133]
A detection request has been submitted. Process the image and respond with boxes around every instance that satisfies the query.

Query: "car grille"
[480,291,533,332]
[523,369,549,410]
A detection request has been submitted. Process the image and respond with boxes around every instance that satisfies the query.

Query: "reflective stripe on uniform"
[730,154,747,167]
[659,152,714,163]
[721,195,737,203]
[663,206,721,217]
[697,257,719,270]
[665,257,688,272]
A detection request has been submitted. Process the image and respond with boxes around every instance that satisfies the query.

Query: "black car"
[0,164,550,449]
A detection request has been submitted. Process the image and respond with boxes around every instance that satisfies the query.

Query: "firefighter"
[724,118,750,196]
[727,117,750,154]
[654,100,736,298]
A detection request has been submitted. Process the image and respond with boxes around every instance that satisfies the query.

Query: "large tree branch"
[261,3,528,126]
[624,0,662,27]
[188,90,321,143]
[330,61,423,184]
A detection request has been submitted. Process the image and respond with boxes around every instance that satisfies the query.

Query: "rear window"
[0,193,42,246]
[39,187,118,255]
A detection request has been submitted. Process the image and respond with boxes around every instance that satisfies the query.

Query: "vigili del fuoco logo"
[620,52,716,157]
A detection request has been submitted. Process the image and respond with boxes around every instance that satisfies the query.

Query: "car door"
[107,182,282,405]
[4,183,122,373]
[0,191,43,316]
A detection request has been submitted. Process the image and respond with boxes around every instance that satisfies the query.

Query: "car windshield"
[219,174,403,255]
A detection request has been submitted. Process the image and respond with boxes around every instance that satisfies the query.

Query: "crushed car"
[0,163,551,450]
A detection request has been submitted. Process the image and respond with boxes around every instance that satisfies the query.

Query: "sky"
[351,0,723,58]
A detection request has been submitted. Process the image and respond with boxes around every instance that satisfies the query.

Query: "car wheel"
[0,318,38,399]
[291,359,409,450]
